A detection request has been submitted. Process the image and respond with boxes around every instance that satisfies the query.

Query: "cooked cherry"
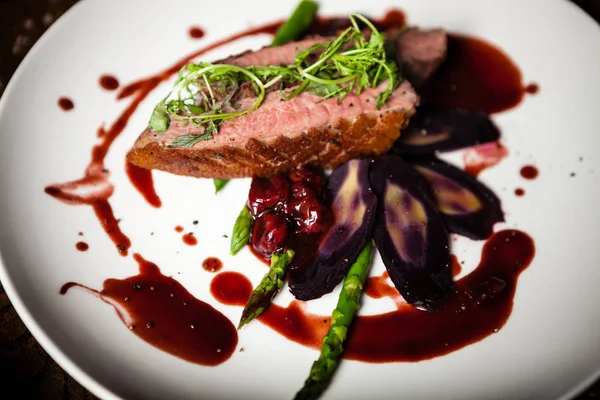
[288,167,324,189]
[290,182,316,199]
[248,175,289,216]
[288,197,332,234]
[251,212,289,258]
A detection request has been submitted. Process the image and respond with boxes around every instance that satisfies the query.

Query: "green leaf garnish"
[148,101,170,134]
[167,132,213,148]
[151,13,402,146]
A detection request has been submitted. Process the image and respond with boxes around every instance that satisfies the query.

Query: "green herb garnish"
[149,13,401,146]
[167,132,213,148]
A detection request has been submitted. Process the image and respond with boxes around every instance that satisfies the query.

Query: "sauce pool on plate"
[60,254,238,366]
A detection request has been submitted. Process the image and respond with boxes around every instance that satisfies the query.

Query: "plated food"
[41,0,545,398]
[4,0,597,399]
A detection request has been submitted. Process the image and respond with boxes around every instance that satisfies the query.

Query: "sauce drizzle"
[60,254,238,366]
[75,242,89,251]
[125,161,162,208]
[254,230,535,362]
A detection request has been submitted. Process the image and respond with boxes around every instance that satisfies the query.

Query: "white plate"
[1,0,600,399]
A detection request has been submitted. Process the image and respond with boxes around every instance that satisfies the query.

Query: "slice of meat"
[127,29,447,179]
[128,82,417,178]
[396,28,447,86]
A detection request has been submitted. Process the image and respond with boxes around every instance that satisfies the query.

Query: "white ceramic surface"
[1,0,600,399]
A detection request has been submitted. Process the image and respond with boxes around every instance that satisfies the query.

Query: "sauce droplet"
[202,257,223,273]
[175,226,184,233]
[58,97,74,111]
[188,26,205,39]
[182,233,198,246]
[99,75,120,91]
[514,188,525,197]
[524,83,539,94]
[210,272,252,306]
[75,241,89,251]
[520,165,539,180]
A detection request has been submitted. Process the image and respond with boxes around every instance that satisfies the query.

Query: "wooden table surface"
[1,0,599,398]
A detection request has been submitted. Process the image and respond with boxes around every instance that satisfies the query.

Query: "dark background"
[0,0,599,398]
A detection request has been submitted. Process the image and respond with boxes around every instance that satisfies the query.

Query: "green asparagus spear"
[230,205,253,256]
[214,179,229,193]
[271,0,319,46]
[238,249,295,329]
[213,1,318,193]
[294,241,374,400]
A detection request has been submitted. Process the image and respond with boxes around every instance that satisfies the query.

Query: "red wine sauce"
[364,271,400,301]
[520,165,539,180]
[99,75,120,91]
[421,34,533,114]
[202,257,223,273]
[75,242,89,251]
[60,253,238,366]
[210,272,252,306]
[189,27,205,39]
[58,97,74,111]
[182,233,198,246]
[125,161,162,208]
[256,230,535,362]
[525,83,539,94]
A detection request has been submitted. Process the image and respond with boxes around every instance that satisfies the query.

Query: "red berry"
[290,182,316,199]
[251,213,289,258]
[248,175,289,216]
[287,197,332,234]
[288,167,324,189]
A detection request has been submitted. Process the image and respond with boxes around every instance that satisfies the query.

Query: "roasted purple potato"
[289,159,377,301]
[369,154,453,310]
[410,158,504,240]
[394,102,500,155]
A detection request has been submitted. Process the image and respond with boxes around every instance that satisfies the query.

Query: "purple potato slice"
[394,102,500,155]
[289,159,377,301]
[370,154,453,310]
[410,158,504,240]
